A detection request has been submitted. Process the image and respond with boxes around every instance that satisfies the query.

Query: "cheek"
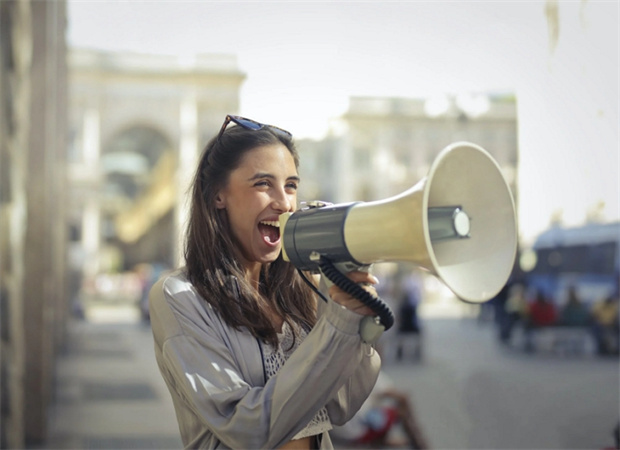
[229,200,259,233]
[289,193,298,209]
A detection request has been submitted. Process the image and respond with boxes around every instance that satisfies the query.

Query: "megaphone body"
[279,142,517,304]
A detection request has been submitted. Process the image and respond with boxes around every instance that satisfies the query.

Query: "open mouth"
[258,220,281,244]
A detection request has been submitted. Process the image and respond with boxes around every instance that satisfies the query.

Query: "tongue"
[258,223,279,244]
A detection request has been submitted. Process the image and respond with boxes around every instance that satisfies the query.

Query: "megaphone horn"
[279,142,518,304]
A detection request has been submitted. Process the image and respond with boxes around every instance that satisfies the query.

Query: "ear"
[214,191,226,209]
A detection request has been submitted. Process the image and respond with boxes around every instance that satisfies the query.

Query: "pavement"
[42,302,620,450]
[44,317,183,450]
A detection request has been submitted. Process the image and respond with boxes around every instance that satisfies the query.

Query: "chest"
[223,320,306,387]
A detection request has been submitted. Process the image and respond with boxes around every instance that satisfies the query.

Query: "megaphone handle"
[318,257,395,332]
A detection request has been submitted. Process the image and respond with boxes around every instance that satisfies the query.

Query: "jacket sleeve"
[324,343,381,426]
[317,296,382,426]
[150,276,381,449]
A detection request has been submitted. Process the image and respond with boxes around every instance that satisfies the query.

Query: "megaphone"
[279,142,517,307]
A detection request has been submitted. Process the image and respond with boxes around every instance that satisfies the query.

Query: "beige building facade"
[68,49,245,278]
[299,94,518,207]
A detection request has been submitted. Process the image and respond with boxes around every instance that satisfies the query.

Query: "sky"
[66,1,619,243]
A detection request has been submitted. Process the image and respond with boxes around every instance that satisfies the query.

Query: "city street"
[379,319,619,449]
[44,307,619,449]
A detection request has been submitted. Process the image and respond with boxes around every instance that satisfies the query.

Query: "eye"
[285,181,299,191]
[254,180,270,188]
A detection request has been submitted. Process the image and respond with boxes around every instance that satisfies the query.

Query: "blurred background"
[1,1,618,449]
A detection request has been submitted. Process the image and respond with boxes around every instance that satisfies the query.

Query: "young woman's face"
[215,143,299,269]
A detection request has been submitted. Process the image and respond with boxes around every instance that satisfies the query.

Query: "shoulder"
[150,269,199,314]
[149,269,223,342]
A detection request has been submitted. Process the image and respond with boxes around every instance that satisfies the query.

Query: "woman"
[149,115,382,449]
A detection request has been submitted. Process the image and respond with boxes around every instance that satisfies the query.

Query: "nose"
[272,188,294,212]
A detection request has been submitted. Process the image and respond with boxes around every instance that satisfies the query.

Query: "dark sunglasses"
[216,115,293,141]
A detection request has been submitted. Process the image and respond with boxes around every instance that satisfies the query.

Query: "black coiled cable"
[318,257,394,330]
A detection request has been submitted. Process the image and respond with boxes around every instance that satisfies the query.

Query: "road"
[46,306,619,449]
[380,318,619,449]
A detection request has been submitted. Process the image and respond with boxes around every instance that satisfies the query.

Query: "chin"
[262,253,280,264]
[260,248,281,264]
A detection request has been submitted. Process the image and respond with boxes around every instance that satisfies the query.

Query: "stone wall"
[0,0,68,447]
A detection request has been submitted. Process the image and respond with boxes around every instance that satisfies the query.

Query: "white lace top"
[261,321,333,440]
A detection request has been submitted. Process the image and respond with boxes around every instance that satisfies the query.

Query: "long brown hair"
[184,124,317,346]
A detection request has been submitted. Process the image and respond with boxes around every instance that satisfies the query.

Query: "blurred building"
[1,1,68,447]
[295,134,343,203]
[298,93,518,207]
[2,16,247,445]
[67,49,245,283]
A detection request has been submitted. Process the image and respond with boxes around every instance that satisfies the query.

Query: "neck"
[243,262,284,331]
[244,262,263,290]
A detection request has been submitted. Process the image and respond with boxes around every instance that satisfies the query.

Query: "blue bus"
[521,221,619,307]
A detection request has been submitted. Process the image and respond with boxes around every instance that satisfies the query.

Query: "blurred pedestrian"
[591,293,619,355]
[331,372,430,449]
[134,263,153,322]
[601,421,620,450]
[524,291,557,351]
[559,286,590,327]
[527,291,558,326]
[499,283,527,344]
[487,281,510,327]
[395,272,423,361]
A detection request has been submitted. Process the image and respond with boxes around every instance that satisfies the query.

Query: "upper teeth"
[260,220,280,227]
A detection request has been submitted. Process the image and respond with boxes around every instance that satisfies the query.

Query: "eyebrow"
[248,172,301,183]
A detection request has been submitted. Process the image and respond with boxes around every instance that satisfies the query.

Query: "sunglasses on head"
[216,115,293,142]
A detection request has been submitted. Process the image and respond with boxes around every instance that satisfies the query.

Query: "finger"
[328,284,376,299]
[327,279,379,303]
[344,271,380,285]
[328,289,376,316]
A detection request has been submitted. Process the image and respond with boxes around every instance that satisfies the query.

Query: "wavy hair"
[184,125,317,347]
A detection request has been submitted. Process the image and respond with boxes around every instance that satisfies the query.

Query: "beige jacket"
[149,270,381,449]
